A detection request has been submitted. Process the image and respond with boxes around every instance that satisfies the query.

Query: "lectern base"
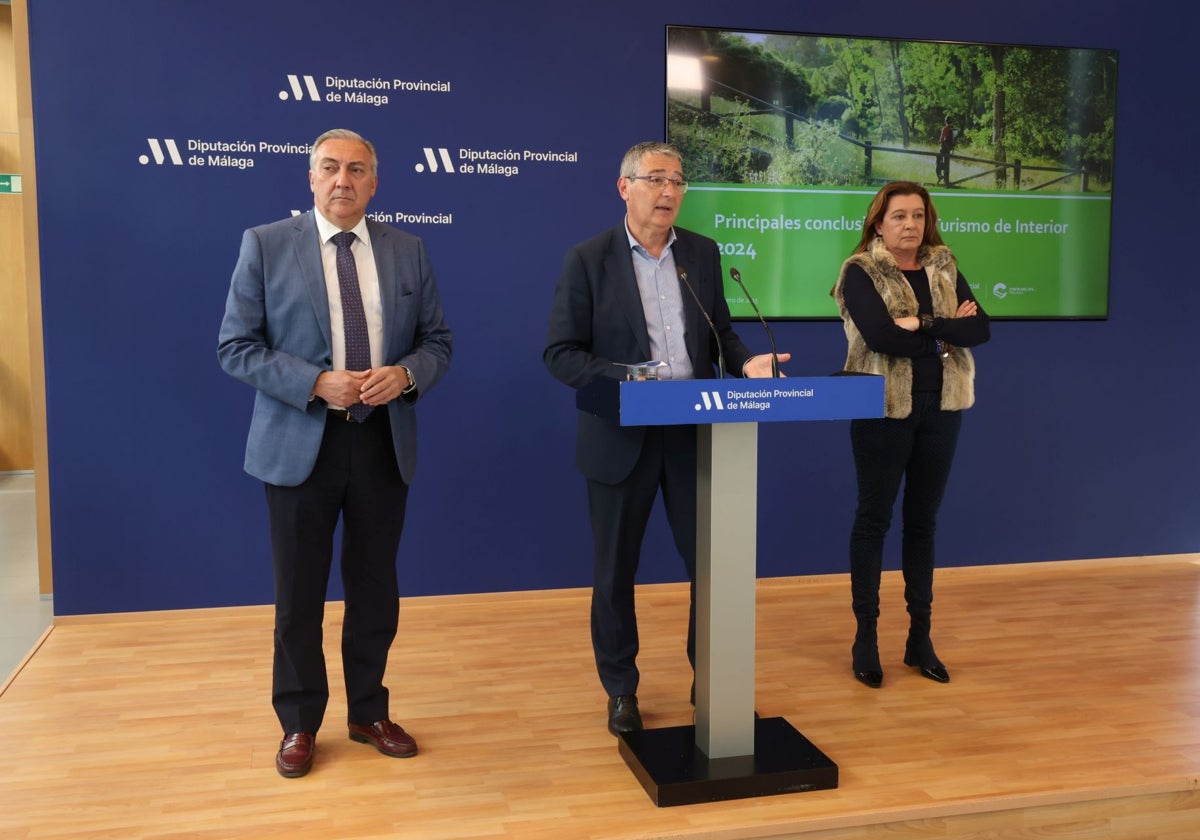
[616,716,838,807]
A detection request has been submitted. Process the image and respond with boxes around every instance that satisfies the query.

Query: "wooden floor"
[2,556,1199,839]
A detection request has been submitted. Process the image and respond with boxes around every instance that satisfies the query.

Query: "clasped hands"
[312,366,410,407]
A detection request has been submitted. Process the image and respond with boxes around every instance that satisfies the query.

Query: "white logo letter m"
[146,139,183,165]
[285,75,321,102]
[421,147,455,173]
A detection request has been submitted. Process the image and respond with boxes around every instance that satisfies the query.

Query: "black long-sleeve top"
[841,264,991,392]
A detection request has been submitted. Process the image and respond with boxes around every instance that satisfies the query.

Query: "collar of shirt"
[623,216,676,263]
[313,209,372,248]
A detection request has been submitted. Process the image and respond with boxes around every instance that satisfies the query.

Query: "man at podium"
[544,141,785,736]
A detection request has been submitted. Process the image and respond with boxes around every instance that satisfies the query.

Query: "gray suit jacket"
[218,211,452,486]
[543,225,751,484]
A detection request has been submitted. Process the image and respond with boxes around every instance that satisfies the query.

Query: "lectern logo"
[415,147,456,174]
[280,75,322,102]
[139,139,183,166]
[695,391,725,412]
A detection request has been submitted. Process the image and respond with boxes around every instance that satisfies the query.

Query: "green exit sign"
[0,174,22,194]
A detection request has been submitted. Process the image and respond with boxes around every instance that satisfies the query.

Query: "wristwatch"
[919,313,935,333]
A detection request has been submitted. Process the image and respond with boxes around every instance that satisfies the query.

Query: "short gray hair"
[619,141,682,178]
[310,129,378,174]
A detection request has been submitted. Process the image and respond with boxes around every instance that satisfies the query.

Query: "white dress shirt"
[313,210,383,372]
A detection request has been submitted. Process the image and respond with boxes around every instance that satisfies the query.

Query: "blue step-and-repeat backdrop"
[27,0,1198,614]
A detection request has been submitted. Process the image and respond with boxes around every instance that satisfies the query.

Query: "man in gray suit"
[544,141,787,735]
[218,128,452,778]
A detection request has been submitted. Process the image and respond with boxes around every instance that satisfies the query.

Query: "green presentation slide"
[666,26,1116,319]
[678,186,1111,319]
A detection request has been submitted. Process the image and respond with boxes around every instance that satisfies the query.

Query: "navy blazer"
[218,211,452,486]
[544,225,751,484]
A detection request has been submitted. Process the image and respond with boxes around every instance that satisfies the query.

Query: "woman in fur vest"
[831,181,990,689]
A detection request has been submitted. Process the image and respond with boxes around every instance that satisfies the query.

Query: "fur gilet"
[832,237,975,419]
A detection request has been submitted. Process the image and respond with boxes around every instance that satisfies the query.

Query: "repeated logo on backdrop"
[278,73,452,106]
[139,138,183,166]
[138,137,309,170]
[135,68,582,228]
[414,145,579,178]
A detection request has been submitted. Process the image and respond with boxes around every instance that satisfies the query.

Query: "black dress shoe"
[607,694,642,735]
[854,669,883,689]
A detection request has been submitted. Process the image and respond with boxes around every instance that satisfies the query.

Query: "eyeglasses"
[625,174,689,193]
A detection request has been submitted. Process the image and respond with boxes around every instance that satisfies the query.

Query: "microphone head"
[729,267,742,282]
[676,265,688,281]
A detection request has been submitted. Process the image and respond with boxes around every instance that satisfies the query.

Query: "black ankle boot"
[852,619,883,688]
[903,632,949,683]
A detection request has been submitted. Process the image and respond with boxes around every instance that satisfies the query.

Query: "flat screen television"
[665,26,1118,319]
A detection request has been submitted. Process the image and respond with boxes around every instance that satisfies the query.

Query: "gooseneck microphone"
[729,267,780,378]
[676,265,726,379]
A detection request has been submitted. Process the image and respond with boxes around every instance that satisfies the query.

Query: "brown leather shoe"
[348,719,418,758]
[275,732,315,778]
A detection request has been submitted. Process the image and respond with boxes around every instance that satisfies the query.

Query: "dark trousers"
[586,426,698,697]
[848,391,962,633]
[264,408,409,735]
[936,145,953,183]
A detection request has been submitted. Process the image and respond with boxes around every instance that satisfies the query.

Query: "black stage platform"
[618,716,838,807]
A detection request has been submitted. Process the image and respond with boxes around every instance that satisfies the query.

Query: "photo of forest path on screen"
[666,27,1117,319]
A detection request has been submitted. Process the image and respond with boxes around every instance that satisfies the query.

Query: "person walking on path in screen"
[935,118,956,185]
[544,141,788,736]
[218,128,453,777]
[830,180,988,690]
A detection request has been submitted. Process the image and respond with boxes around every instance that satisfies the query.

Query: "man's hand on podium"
[743,353,790,379]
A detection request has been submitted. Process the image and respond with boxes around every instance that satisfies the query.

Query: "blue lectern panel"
[578,376,883,426]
